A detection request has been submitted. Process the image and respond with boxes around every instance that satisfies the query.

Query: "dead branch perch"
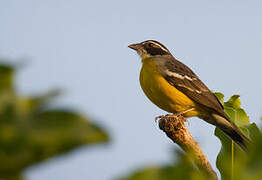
[158,116,218,180]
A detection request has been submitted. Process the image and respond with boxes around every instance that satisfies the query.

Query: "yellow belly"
[139,57,200,117]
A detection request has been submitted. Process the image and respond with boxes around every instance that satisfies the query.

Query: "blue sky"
[1,1,262,179]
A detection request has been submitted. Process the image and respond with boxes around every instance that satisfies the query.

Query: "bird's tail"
[208,113,250,151]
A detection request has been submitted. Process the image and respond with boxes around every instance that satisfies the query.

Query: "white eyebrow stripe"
[148,41,169,53]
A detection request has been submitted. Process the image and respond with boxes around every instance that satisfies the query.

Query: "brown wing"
[155,56,228,120]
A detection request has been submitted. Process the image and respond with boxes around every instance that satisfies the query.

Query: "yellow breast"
[139,57,200,117]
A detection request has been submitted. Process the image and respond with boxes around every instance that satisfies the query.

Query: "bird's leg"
[155,108,195,125]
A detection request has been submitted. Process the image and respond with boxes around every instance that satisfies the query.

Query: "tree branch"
[158,115,218,180]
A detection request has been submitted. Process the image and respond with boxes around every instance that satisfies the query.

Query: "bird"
[128,40,249,151]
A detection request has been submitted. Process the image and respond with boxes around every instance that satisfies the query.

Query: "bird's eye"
[148,43,153,47]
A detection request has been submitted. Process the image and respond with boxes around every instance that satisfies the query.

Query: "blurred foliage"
[120,151,211,180]
[121,93,262,180]
[0,63,109,180]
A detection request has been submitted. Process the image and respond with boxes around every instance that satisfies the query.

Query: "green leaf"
[245,133,262,177]
[214,92,262,180]
[213,92,224,105]
[223,95,250,126]
[224,95,241,109]
[244,123,262,141]
[215,127,245,180]
[214,93,249,180]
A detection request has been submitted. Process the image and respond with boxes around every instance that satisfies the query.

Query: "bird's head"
[128,40,171,58]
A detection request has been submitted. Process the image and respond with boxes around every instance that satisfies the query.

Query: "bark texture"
[158,115,218,180]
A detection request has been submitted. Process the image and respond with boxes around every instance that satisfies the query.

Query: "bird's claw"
[155,114,190,125]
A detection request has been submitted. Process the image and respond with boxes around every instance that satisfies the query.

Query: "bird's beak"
[128,43,140,51]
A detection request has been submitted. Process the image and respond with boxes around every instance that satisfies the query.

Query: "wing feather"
[155,56,228,119]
